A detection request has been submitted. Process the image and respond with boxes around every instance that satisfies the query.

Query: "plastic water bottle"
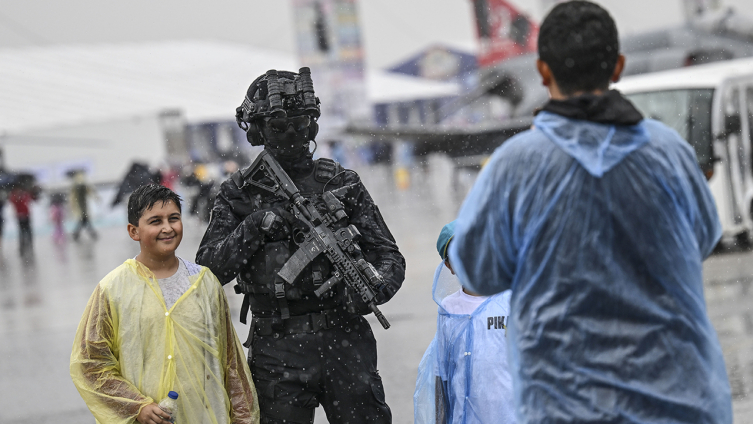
[158,391,179,423]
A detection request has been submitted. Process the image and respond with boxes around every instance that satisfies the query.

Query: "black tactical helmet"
[235,67,321,146]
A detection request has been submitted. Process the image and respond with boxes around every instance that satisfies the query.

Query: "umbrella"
[0,171,16,189]
[111,162,161,207]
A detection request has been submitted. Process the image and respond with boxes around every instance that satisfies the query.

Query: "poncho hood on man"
[449,91,732,423]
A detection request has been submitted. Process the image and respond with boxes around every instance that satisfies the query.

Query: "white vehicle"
[615,58,753,247]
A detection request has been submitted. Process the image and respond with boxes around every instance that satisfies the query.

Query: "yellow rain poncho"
[70,259,260,424]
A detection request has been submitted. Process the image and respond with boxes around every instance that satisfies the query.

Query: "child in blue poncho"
[414,221,515,424]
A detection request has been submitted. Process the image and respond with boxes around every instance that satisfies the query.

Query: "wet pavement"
[0,155,752,423]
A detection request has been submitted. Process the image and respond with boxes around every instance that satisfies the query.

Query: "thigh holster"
[256,380,315,424]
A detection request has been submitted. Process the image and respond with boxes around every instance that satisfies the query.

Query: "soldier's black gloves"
[249,207,292,241]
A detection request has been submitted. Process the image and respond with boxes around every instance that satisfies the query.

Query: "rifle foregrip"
[314,273,341,298]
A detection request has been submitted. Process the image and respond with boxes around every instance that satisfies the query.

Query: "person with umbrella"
[9,173,40,256]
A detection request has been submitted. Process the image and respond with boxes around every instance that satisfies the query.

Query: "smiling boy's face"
[127,200,183,259]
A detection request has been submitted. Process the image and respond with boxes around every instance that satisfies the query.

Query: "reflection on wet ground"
[0,155,751,423]
[704,251,753,420]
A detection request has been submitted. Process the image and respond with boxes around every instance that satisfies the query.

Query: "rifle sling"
[240,293,251,325]
[274,274,290,320]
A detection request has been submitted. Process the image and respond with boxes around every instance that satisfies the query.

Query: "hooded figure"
[415,221,515,424]
[451,104,731,423]
[449,2,731,423]
[415,263,515,424]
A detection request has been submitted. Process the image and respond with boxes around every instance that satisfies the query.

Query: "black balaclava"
[261,117,314,174]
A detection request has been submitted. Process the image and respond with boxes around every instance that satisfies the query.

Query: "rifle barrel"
[370,304,391,329]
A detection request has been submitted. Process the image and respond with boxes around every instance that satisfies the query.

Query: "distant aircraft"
[347,1,753,163]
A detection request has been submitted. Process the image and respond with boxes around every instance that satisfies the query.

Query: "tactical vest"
[231,157,347,320]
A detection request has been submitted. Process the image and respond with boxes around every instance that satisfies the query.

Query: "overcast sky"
[0,0,750,69]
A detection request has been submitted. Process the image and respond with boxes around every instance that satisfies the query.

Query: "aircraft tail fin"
[471,0,539,67]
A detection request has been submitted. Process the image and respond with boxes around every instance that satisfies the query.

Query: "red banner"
[471,0,539,67]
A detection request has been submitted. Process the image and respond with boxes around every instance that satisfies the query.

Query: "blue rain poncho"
[449,111,732,423]
[415,262,515,424]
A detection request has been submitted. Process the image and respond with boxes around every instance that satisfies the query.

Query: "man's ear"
[537,59,566,100]
[536,59,553,87]
[611,54,626,83]
[127,223,141,242]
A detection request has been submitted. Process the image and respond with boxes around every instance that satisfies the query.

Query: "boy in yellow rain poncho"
[71,184,259,424]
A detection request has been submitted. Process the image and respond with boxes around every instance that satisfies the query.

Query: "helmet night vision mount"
[236,67,321,146]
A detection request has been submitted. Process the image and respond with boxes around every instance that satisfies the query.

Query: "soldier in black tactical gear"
[196,68,405,424]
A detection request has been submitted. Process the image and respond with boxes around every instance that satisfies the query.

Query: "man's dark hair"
[538,1,619,95]
[127,184,182,226]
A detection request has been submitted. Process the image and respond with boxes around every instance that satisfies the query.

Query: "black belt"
[252,309,344,337]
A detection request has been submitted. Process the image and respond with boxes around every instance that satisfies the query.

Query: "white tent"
[0,40,459,186]
[0,40,459,134]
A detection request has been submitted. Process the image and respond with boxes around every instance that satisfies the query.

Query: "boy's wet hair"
[127,184,182,226]
[538,1,619,95]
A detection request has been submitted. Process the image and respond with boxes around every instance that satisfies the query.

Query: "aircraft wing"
[345,116,532,158]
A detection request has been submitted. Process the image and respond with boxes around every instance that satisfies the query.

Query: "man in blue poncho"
[448,1,732,423]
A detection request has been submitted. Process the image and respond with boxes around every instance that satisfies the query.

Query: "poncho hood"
[534,110,650,177]
[431,261,495,315]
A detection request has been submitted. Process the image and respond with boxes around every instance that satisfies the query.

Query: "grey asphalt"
[0,156,751,423]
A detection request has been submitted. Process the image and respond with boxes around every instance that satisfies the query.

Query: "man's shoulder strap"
[231,167,247,189]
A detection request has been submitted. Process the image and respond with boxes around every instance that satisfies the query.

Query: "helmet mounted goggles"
[235,67,321,132]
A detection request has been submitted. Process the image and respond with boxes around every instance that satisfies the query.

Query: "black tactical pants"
[17,217,32,255]
[248,313,391,424]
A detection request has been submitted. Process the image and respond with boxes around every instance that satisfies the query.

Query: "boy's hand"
[137,403,172,424]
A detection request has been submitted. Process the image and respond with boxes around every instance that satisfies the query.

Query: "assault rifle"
[239,150,391,329]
